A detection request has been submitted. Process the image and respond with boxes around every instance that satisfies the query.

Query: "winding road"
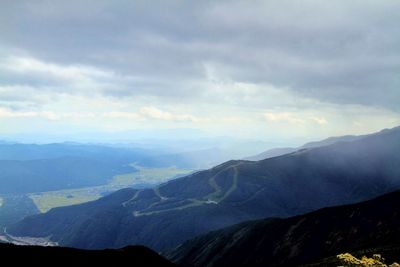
[130,163,242,217]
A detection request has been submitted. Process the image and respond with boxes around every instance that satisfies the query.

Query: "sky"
[0,0,399,144]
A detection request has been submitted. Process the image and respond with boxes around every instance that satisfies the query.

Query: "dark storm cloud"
[0,0,399,110]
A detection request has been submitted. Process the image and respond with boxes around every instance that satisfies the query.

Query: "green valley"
[29,165,193,213]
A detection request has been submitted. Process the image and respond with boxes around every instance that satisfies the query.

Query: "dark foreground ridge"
[0,243,176,267]
[167,190,400,267]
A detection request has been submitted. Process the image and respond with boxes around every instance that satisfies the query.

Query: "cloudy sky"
[0,0,399,143]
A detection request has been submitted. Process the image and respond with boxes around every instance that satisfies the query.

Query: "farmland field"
[29,165,193,212]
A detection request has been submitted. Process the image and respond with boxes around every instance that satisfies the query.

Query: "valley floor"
[0,228,57,246]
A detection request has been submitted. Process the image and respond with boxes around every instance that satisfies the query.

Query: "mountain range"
[0,143,152,194]
[8,126,400,252]
[0,140,264,170]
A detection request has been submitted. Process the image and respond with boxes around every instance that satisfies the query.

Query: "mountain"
[0,195,39,227]
[0,157,135,194]
[0,142,158,194]
[302,135,362,149]
[167,190,400,267]
[245,134,364,161]
[0,140,262,169]
[0,243,175,267]
[0,142,154,162]
[8,126,400,251]
[137,147,241,169]
[244,147,297,161]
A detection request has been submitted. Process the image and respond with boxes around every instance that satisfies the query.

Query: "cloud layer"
[0,0,399,142]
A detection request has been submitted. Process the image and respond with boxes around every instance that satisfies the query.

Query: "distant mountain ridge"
[167,189,400,267]
[0,143,154,194]
[0,142,153,162]
[0,141,251,170]
[0,156,135,194]
[245,133,367,161]
[8,126,400,252]
[137,147,240,169]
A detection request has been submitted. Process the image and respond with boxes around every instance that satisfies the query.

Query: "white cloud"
[263,112,305,124]
[4,56,112,80]
[0,106,203,124]
[0,108,38,118]
[103,111,141,120]
[0,108,96,121]
[263,112,329,126]
[139,106,202,123]
[0,55,144,99]
[311,116,328,125]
